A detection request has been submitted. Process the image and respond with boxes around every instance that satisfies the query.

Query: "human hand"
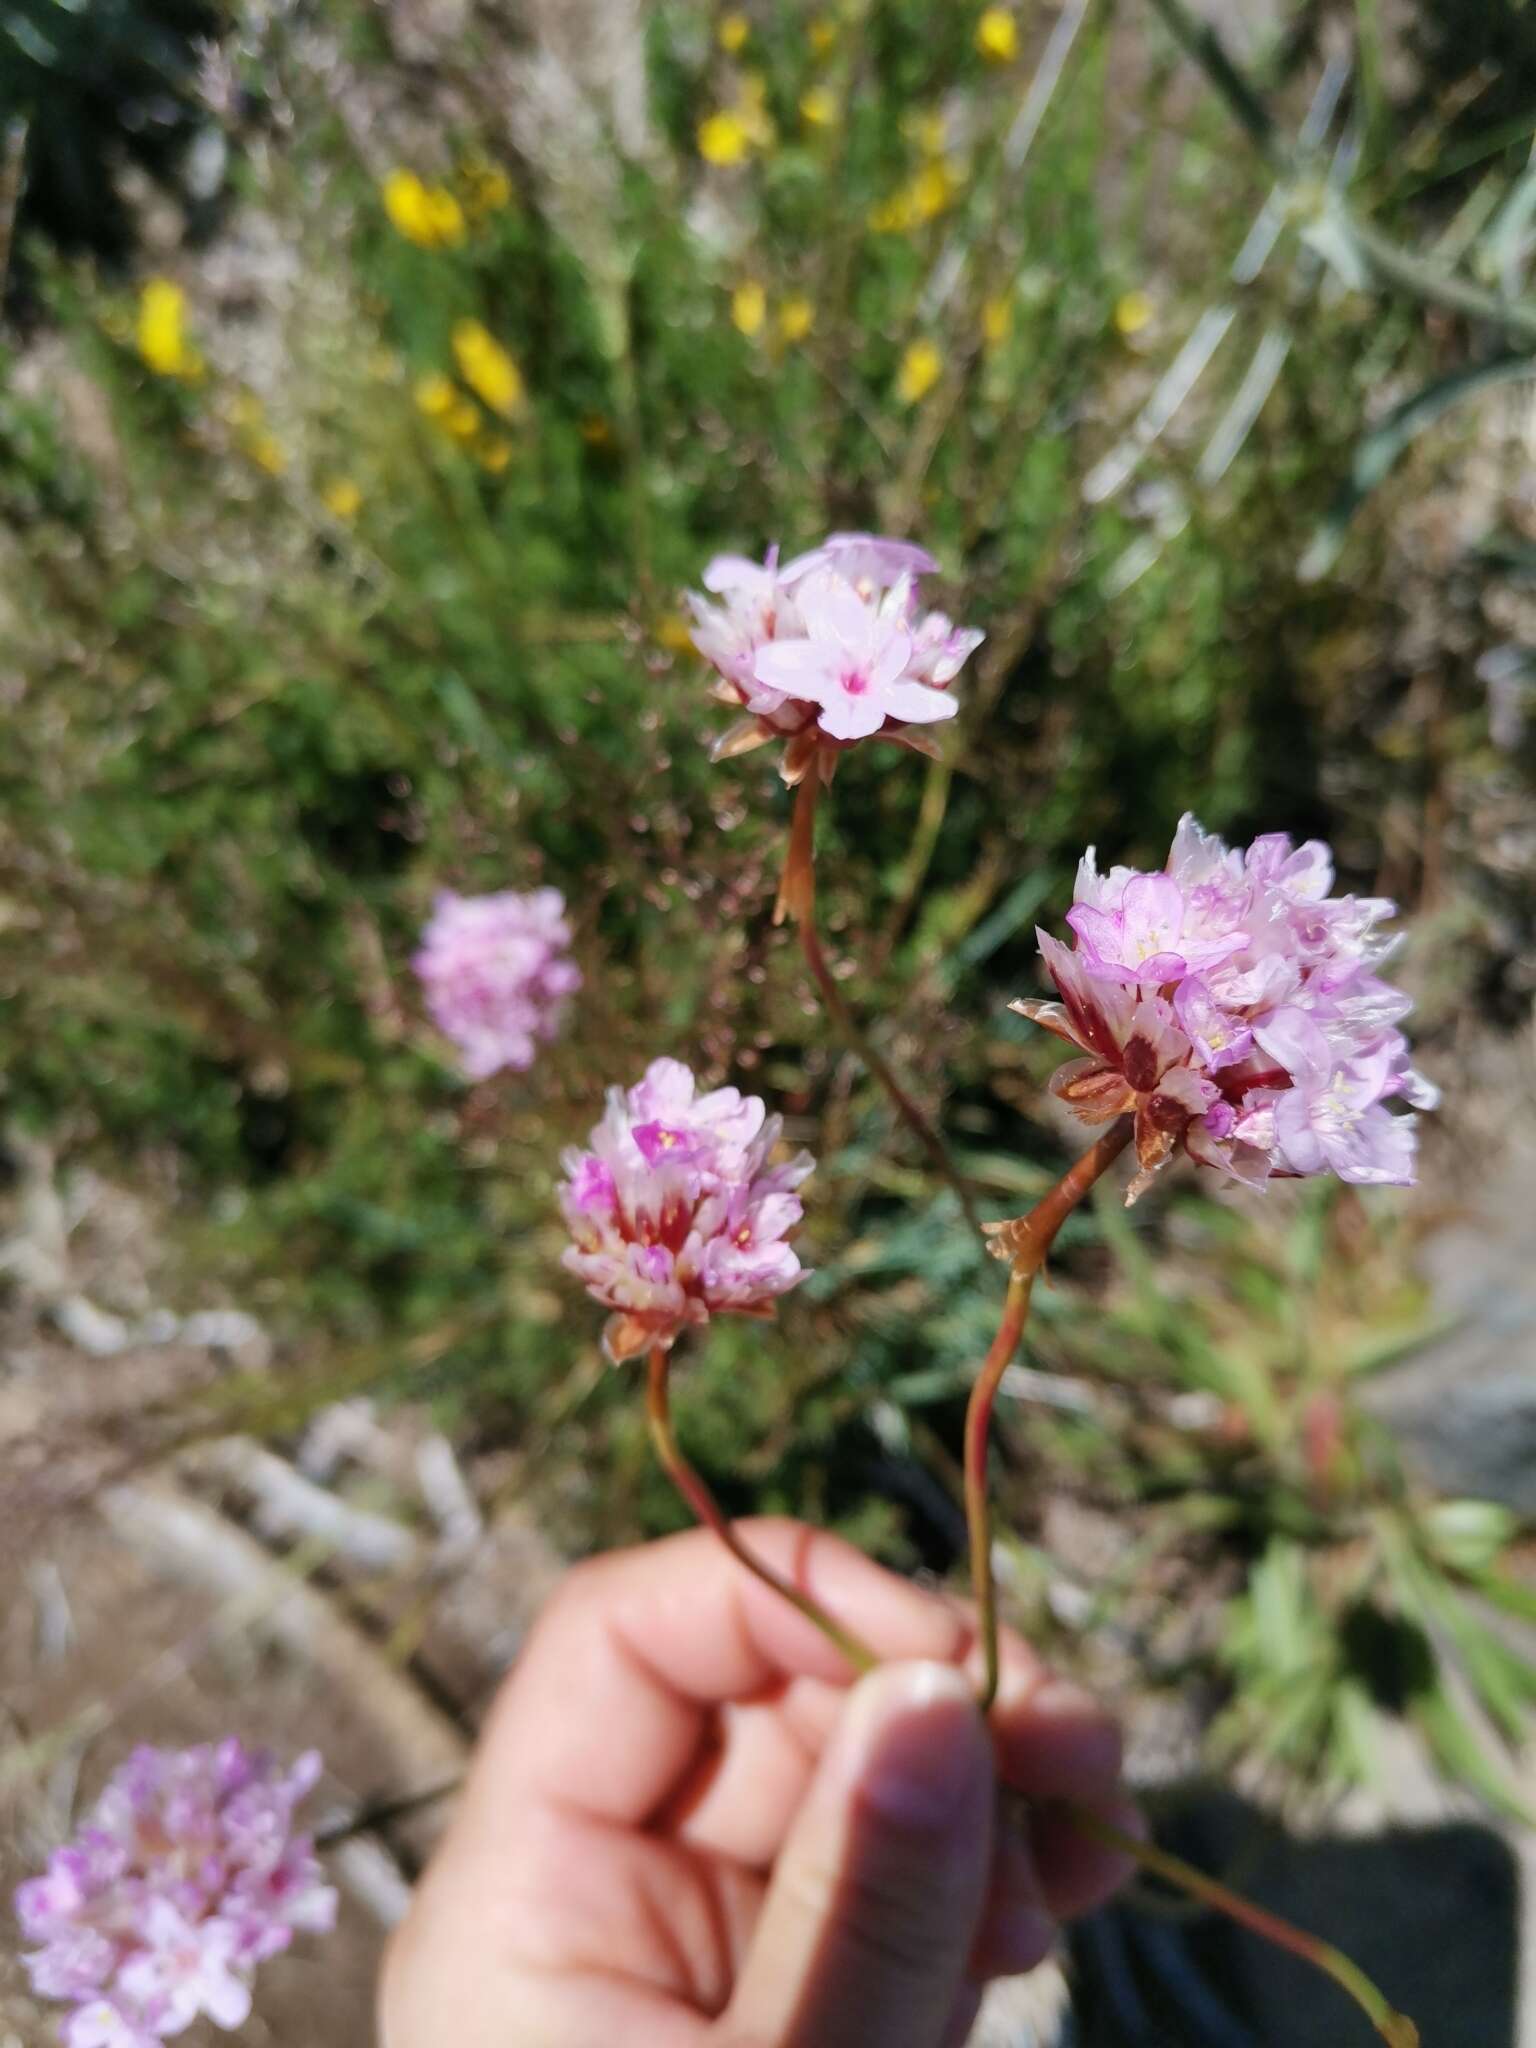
[380,1520,1137,2048]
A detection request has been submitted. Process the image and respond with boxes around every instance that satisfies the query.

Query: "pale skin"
[380,1520,1138,2048]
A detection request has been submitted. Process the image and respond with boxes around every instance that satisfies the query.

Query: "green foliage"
[3,0,1533,1819]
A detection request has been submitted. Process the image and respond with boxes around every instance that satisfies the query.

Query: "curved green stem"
[1065,1804,1419,2047]
[645,1345,876,1673]
[783,772,984,1239]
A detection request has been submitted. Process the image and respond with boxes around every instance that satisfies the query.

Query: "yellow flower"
[904,108,948,158]
[975,7,1018,62]
[382,168,467,249]
[778,293,815,343]
[321,478,362,520]
[897,339,943,404]
[458,155,513,219]
[656,613,697,655]
[226,389,264,431]
[799,85,837,128]
[807,15,836,55]
[451,318,524,418]
[869,190,916,233]
[413,371,458,419]
[731,280,768,338]
[717,10,749,52]
[137,279,202,380]
[245,431,287,476]
[870,160,958,233]
[444,398,481,441]
[475,434,514,474]
[982,293,1013,349]
[737,73,776,147]
[911,159,958,221]
[1113,288,1155,337]
[698,110,752,166]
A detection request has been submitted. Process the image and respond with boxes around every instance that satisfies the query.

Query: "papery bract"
[686,531,982,783]
[16,1742,336,2046]
[1016,814,1436,1200]
[559,1057,813,1361]
[414,887,580,1079]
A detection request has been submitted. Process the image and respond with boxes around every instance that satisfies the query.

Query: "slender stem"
[965,1268,1035,1713]
[966,1120,1134,1711]
[1065,1804,1419,2048]
[645,1346,876,1673]
[782,773,984,1237]
[315,1779,460,1848]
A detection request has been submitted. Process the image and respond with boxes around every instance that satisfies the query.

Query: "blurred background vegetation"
[2,0,1535,1835]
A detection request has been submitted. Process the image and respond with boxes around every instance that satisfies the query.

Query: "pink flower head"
[558,1057,813,1362]
[16,1742,336,2045]
[686,532,982,784]
[1016,815,1436,1199]
[413,887,581,1080]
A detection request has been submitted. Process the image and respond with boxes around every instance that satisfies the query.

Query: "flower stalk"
[967,1117,1134,1710]
[1065,1805,1419,2047]
[645,1344,876,1673]
[782,771,984,1237]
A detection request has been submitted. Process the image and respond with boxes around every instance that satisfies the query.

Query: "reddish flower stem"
[780,771,984,1238]
[966,1118,1134,1711]
[960,1117,1417,2043]
[1067,1806,1419,2047]
[645,1345,876,1673]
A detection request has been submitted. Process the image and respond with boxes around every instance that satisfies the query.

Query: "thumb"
[723,1661,994,2048]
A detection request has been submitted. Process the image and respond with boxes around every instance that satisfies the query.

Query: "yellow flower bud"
[413,372,458,419]
[807,15,836,55]
[321,478,362,520]
[731,280,768,338]
[911,159,957,221]
[982,293,1013,349]
[458,155,512,219]
[778,294,815,344]
[698,110,752,165]
[1113,288,1155,337]
[137,279,201,380]
[897,339,943,405]
[475,435,514,474]
[245,432,287,476]
[717,11,749,52]
[383,168,467,249]
[451,318,524,419]
[655,613,697,655]
[444,398,481,441]
[800,85,837,129]
[976,8,1019,63]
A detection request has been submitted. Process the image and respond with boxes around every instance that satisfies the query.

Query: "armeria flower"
[686,532,983,784]
[1015,814,1437,1201]
[413,887,581,1079]
[17,1742,336,2046]
[559,1057,813,1362]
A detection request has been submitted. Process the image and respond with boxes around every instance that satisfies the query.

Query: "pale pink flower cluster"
[559,1058,813,1362]
[414,887,580,1079]
[16,1742,336,2048]
[687,532,983,783]
[1019,814,1437,1199]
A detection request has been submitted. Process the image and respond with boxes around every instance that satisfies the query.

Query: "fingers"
[987,1651,1132,1925]
[456,1520,977,1843]
[723,1662,995,2048]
